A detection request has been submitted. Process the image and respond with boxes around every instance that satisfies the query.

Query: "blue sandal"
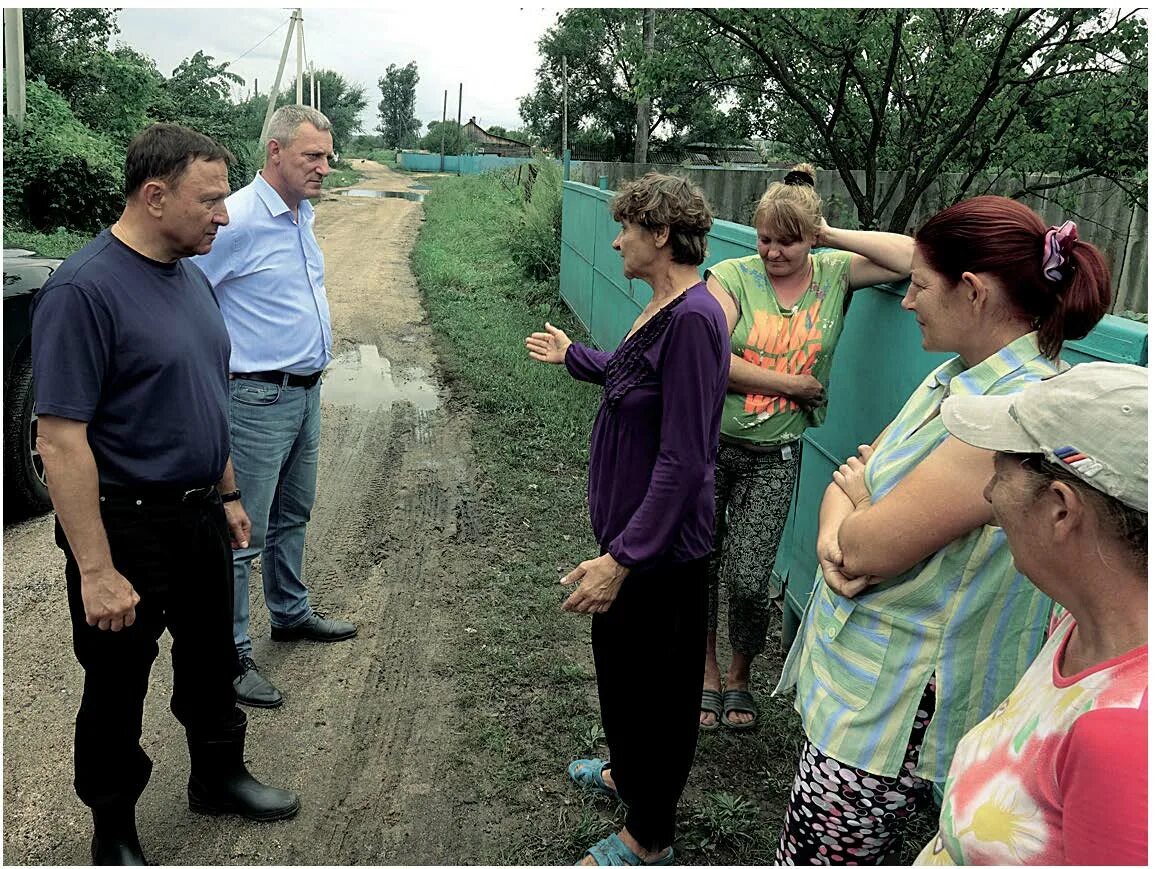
[578,833,675,866]
[567,758,620,801]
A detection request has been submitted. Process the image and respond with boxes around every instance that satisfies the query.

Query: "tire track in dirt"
[3,162,492,865]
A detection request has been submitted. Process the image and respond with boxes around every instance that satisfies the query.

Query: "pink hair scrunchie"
[1042,220,1079,283]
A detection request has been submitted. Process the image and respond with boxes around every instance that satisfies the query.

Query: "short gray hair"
[266,104,332,147]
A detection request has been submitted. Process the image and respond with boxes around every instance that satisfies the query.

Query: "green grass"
[4,227,93,259]
[322,162,362,190]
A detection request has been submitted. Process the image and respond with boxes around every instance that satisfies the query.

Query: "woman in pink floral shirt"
[918,361,1148,865]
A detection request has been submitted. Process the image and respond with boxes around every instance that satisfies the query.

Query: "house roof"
[463,117,528,147]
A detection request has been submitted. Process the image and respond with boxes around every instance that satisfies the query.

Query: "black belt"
[233,370,323,389]
[99,484,218,506]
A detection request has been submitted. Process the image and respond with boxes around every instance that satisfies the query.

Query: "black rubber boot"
[91,801,147,866]
[187,720,300,822]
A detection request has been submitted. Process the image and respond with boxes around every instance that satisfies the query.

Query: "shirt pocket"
[807,590,892,711]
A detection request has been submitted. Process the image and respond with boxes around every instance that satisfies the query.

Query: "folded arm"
[836,436,994,579]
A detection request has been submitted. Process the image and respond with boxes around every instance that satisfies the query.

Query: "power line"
[228,18,288,66]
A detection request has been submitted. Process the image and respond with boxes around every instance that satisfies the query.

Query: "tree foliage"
[519,8,1145,229]
[376,61,421,148]
[518,9,750,158]
[3,81,124,232]
[234,69,367,152]
[687,7,1146,229]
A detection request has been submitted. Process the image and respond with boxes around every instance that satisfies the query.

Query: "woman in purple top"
[526,173,730,866]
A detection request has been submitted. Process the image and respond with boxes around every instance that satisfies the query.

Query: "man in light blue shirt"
[194,105,356,709]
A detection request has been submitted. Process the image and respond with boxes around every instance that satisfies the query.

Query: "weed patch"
[4,227,93,259]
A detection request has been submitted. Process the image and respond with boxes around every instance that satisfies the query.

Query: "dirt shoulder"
[2,162,493,865]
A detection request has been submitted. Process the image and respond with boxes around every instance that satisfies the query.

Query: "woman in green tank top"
[699,164,915,730]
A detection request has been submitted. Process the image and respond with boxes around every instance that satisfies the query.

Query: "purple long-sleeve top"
[564,282,730,569]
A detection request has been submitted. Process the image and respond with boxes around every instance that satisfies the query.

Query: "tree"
[688,8,1146,230]
[420,120,464,155]
[376,61,421,148]
[235,69,367,151]
[148,51,254,190]
[21,7,120,104]
[518,9,750,157]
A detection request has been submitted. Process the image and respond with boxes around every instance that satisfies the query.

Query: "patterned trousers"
[775,682,937,864]
[708,440,802,656]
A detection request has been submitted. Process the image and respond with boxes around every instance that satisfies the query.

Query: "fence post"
[598,174,609,191]
[563,148,571,182]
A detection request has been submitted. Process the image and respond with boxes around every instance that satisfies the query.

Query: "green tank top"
[706,251,853,447]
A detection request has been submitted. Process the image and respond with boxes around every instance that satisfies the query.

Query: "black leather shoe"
[270,611,357,643]
[234,656,284,708]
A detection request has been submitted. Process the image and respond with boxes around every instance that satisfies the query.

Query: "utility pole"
[439,89,447,173]
[561,55,568,157]
[309,63,315,109]
[295,7,304,104]
[455,82,463,176]
[3,8,27,123]
[315,77,321,113]
[260,9,299,143]
[633,9,656,164]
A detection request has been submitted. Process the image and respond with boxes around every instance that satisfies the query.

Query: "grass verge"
[412,170,938,863]
[4,227,93,259]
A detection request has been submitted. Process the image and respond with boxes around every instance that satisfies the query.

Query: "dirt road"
[3,162,493,865]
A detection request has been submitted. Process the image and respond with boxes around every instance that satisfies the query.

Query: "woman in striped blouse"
[774,197,1113,864]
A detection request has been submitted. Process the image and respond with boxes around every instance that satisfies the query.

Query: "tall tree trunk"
[633,9,656,163]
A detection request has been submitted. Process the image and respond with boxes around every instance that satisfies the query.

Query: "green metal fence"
[559,180,1149,643]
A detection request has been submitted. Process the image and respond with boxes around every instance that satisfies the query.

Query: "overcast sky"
[113,5,561,135]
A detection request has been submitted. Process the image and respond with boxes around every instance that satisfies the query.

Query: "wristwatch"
[220,489,242,503]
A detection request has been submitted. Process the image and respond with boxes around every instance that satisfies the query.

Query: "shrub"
[4,81,124,232]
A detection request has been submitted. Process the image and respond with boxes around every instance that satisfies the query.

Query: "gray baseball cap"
[941,361,1147,512]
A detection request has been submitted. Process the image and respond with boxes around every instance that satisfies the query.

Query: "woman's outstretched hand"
[525,322,572,365]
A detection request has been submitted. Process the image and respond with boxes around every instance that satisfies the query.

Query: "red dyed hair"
[914,196,1112,358]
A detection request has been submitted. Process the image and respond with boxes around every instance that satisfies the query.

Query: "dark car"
[4,248,60,516]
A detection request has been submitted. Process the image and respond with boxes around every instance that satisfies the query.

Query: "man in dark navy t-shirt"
[31,124,300,866]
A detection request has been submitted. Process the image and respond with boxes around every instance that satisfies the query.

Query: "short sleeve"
[1056,706,1147,865]
[31,283,115,422]
[704,259,743,322]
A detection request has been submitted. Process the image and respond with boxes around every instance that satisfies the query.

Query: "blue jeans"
[228,377,321,658]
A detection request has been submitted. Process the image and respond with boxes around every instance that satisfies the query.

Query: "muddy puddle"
[340,188,426,202]
[322,344,439,411]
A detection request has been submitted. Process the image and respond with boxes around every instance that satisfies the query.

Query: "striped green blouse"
[777,332,1063,782]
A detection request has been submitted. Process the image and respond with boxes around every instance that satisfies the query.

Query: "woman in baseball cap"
[917,362,1147,865]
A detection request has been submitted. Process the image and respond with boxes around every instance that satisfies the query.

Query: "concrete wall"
[570,161,1147,315]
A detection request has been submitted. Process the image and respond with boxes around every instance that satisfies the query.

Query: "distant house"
[462,117,532,157]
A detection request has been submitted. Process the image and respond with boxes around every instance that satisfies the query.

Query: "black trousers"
[57,492,243,810]
[591,555,709,851]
